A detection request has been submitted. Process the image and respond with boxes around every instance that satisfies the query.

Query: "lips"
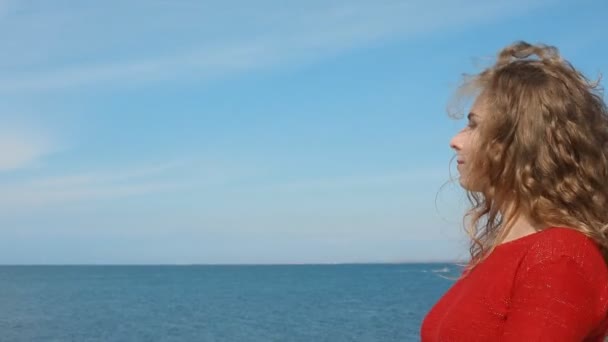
[457,160,464,164]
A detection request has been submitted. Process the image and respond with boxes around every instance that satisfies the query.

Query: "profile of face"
[450,96,487,191]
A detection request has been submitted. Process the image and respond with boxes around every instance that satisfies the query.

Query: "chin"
[459,177,484,193]
[459,179,472,190]
[457,174,475,191]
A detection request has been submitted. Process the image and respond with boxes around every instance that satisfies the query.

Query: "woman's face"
[450,96,487,191]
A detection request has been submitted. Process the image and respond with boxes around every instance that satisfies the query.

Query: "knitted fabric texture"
[421,227,608,341]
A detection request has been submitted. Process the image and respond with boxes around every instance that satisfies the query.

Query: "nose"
[450,132,462,151]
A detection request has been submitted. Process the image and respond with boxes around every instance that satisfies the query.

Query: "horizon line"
[0,261,466,266]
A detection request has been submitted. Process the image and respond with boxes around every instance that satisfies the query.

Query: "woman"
[421,41,608,341]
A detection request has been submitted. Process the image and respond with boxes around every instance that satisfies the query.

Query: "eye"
[466,112,478,129]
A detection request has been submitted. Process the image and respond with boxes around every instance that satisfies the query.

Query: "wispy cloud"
[0,0,555,92]
[0,157,265,211]
[0,120,57,171]
[23,160,186,188]
[0,162,188,209]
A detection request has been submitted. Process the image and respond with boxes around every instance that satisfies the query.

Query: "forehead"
[470,95,489,118]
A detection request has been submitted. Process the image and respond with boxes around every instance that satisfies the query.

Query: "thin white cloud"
[0,121,57,171]
[0,162,185,209]
[0,0,14,17]
[24,160,187,188]
[0,158,261,211]
[0,0,555,92]
[1,181,180,207]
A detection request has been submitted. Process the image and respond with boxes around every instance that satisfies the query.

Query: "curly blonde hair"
[453,41,608,269]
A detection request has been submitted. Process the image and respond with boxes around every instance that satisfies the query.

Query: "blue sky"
[0,0,606,264]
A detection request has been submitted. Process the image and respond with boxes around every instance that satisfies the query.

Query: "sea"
[0,263,462,342]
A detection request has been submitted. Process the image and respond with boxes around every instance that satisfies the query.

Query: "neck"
[499,214,541,244]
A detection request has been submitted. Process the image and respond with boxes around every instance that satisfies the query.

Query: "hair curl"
[452,41,608,270]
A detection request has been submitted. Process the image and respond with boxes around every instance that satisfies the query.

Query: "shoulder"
[520,227,607,281]
[505,228,608,340]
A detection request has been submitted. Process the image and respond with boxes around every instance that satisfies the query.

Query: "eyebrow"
[467,112,478,120]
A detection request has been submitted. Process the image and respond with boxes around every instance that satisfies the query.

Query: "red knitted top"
[421,227,608,341]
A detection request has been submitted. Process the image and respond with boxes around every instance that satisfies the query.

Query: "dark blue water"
[0,264,460,341]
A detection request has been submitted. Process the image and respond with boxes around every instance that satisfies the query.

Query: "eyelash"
[467,121,477,129]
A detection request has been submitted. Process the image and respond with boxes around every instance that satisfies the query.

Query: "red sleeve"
[500,255,598,341]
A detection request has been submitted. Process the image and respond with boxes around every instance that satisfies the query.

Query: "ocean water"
[0,264,461,342]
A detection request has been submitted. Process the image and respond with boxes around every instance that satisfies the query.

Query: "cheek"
[464,131,482,154]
